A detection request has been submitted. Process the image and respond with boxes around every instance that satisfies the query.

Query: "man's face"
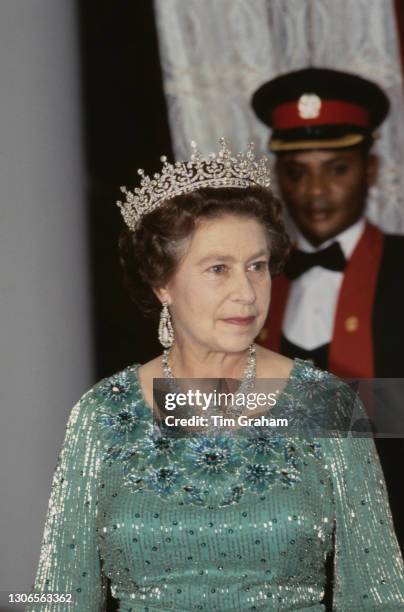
[275,148,378,246]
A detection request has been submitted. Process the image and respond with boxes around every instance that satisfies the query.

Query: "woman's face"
[158,214,271,354]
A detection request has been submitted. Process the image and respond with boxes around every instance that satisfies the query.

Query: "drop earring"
[158,301,174,348]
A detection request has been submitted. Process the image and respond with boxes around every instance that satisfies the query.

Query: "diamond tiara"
[117,137,271,231]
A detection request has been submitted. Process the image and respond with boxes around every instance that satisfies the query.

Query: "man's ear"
[366,154,379,187]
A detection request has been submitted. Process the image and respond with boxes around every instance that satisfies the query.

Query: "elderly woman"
[27,140,403,611]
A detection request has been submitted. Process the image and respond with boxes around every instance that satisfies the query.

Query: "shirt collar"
[295,217,366,259]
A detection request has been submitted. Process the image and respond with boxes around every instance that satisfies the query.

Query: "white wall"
[0,1,93,606]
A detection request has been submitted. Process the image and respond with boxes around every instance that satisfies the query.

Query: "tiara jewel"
[117,137,271,231]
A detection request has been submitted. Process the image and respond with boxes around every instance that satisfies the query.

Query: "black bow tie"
[285,241,346,280]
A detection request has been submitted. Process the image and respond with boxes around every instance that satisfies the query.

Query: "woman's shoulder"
[73,363,144,421]
[278,355,361,435]
[57,364,154,464]
[256,346,294,378]
[256,345,350,390]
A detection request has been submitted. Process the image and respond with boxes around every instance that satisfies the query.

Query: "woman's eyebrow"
[197,250,269,265]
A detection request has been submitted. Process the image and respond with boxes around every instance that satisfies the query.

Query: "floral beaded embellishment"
[184,435,242,481]
[280,358,358,436]
[95,368,149,456]
[98,405,140,440]
[97,370,134,403]
[95,364,325,507]
[120,426,317,506]
[136,425,180,464]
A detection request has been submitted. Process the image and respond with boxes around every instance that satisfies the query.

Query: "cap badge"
[297,93,322,119]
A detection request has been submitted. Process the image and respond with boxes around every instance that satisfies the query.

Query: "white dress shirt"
[282,218,365,350]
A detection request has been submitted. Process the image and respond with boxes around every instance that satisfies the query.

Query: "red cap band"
[272,98,370,129]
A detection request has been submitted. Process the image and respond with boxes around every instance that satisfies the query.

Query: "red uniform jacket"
[259,222,385,378]
[259,221,404,552]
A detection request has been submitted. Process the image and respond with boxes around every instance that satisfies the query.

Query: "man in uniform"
[251,67,404,551]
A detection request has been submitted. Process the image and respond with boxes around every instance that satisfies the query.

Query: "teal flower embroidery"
[242,426,287,460]
[184,435,241,482]
[222,484,244,505]
[181,484,207,506]
[279,467,301,487]
[244,463,278,492]
[99,407,139,436]
[278,395,327,437]
[99,365,325,507]
[137,425,181,466]
[284,442,301,470]
[108,446,137,462]
[144,466,184,496]
[307,442,322,460]
[97,370,134,404]
[98,403,143,451]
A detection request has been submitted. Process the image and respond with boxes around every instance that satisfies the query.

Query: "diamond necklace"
[162,344,257,415]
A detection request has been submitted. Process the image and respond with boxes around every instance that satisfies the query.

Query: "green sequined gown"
[27,359,404,611]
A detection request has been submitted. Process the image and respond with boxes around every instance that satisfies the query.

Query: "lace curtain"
[154,0,404,232]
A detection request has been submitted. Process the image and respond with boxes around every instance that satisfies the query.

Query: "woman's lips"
[222,316,255,326]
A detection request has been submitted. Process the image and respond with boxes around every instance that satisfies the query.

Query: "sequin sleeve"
[328,398,404,610]
[26,391,107,611]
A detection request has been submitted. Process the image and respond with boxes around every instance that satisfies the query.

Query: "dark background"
[78,0,173,379]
